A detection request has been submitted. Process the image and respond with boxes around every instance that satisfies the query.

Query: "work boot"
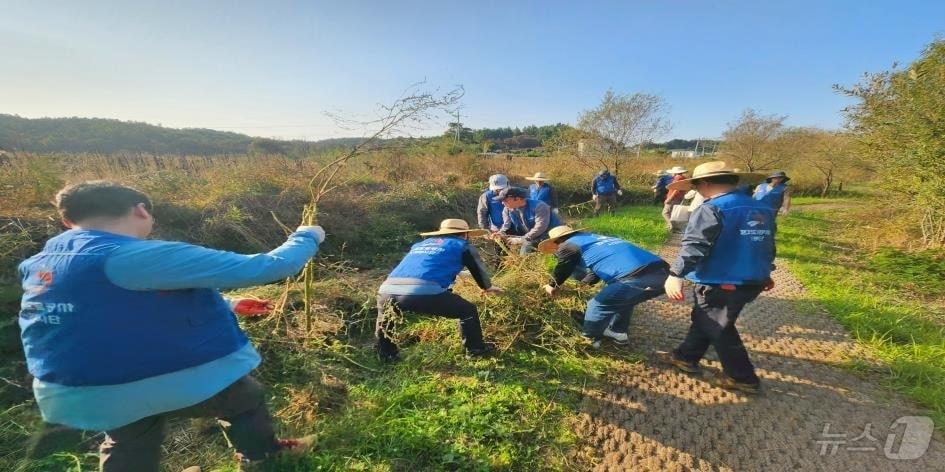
[602,327,629,345]
[714,374,761,395]
[466,342,497,359]
[655,350,701,374]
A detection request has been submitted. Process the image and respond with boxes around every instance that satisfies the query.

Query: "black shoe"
[465,342,497,359]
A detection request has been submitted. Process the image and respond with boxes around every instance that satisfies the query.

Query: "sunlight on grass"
[778,208,945,428]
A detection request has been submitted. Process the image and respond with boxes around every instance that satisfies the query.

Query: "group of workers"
[16,161,789,470]
[654,166,793,230]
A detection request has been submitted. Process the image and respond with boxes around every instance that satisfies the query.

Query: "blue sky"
[0,1,942,140]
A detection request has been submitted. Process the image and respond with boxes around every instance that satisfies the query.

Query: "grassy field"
[778,205,945,428]
[1,203,670,471]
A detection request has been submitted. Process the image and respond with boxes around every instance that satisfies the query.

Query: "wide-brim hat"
[666,166,688,175]
[667,161,766,191]
[653,170,669,176]
[420,218,489,237]
[537,225,586,254]
[525,172,550,181]
[765,171,790,183]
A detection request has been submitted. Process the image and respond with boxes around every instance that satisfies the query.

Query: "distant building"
[669,149,699,158]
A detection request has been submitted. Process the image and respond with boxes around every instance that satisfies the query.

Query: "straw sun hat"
[667,161,765,192]
[419,219,489,237]
[665,166,688,175]
[525,172,550,181]
[537,225,586,254]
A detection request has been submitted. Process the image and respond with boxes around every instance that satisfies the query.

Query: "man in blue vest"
[493,187,562,254]
[651,170,671,206]
[376,219,503,362]
[18,181,324,470]
[660,162,776,394]
[539,226,669,348]
[591,170,622,216]
[525,172,557,210]
[476,174,509,231]
[753,170,792,216]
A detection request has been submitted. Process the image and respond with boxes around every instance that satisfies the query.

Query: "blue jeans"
[583,267,668,339]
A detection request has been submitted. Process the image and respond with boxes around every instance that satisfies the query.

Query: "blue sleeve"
[104,231,319,290]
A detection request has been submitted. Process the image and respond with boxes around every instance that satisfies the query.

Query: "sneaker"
[466,342,497,359]
[714,374,761,395]
[589,339,602,349]
[655,350,701,374]
[602,327,629,345]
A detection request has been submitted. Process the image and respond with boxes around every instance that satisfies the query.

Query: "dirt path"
[572,234,945,471]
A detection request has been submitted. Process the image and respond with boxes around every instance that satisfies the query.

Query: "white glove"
[297,225,326,243]
[592,195,598,202]
[507,237,526,245]
[617,190,624,196]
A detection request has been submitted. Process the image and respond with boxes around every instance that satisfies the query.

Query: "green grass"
[778,208,945,428]
[577,205,668,251]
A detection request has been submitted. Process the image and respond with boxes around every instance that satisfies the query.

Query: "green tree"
[837,39,945,246]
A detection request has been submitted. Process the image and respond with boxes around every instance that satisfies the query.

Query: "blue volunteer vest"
[594,175,616,195]
[483,190,506,228]
[18,230,248,387]
[515,199,562,233]
[568,233,663,283]
[388,236,467,288]
[656,175,672,190]
[689,192,776,285]
[753,183,787,210]
[529,183,554,207]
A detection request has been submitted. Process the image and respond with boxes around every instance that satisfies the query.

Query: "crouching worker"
[493,187,562,254]
[659,162,775,395]
[18,181,324,471]
[539,225,669,348]
[376,219,503,362]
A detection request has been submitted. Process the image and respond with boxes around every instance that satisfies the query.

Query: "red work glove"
[762,278,775,291]
[230,298,274,317]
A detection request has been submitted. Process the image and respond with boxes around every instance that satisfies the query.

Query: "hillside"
[0,114,365,156]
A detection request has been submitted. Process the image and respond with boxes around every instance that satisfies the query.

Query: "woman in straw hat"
[661,166,689,230]
[538,225,669,348]
[375,219,503,362]
[525,172,557,210]
[657,161,775,394]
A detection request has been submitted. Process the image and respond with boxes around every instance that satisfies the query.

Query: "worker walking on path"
[539,226,669,348]
[17,181,323,470]
[651,170,672,206]
[375,219,503,362]
[493,187,562,254]
[659,162,775,394]
[753,170,792,216]
[591,170,622,216]
[476,174,510,231]
[661,166,688,230]
[525,172,557,211]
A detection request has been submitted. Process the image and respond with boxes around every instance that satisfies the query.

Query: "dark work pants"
[653,190,667,206]
[673,284,763,384]
[594,194,617,216]
[376,291,486,355]
[582,267,668,339]
[99,375,279,471]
